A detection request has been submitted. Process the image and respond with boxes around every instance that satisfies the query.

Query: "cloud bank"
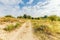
[0,0,60,17]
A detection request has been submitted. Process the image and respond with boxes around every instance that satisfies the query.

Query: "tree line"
[4,14,60,21]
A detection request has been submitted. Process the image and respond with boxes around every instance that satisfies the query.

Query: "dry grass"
[31,19,60,40]
[0,17,27,32]
[31,19,60,33]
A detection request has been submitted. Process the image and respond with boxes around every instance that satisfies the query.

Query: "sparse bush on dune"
[33,24,52,35]
[48,15,60,21]
[3,22,20,32]
[17,16,23,18]
[32,19,60,36]
[4,24,15,31]
[0,17,18,23]
[5,15,14,18]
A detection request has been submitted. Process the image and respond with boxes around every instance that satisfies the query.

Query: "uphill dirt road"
[6,20,38,40]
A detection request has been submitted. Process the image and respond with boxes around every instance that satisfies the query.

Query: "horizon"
[0,14,60,18]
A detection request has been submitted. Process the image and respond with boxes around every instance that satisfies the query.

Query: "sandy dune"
[0,21,60,40]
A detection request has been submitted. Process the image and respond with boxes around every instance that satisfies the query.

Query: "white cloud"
[0,0,60,17]
[22,0,60,17]
[0,0,22,5]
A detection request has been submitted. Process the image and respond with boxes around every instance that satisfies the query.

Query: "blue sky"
[19,0,46,8]
[0,0,60,17]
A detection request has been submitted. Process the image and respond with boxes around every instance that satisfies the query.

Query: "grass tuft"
[4,22,20,32]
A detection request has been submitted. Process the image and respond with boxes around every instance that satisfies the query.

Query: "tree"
[23,14,27,18]
[31,17,34,19]
[44,15,48,18]
[23,14,32,19]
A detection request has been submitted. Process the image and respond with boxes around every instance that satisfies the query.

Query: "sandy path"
[6,20,38,40]
[7,21,29,40]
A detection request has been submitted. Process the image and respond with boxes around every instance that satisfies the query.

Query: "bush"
[17,16,23,18]
[48,15,58,21]
[34,25,52,35]
[34,25,47,31]
[4,24,14,31]
[4,22,20,32]
[5,15,14,18]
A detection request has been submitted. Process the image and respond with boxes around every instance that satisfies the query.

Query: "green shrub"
[4,22,20,32]
[4,24,14,31]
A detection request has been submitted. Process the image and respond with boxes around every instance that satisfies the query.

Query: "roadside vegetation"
[0,14,60,32]
[0,15,26,32]
[3,22,21,32]
[0,14,60,40]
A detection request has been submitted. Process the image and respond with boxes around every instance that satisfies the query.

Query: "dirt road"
[0,20,60,40]
[6,20,38,40]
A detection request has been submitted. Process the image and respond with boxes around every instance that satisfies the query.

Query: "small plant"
[14,22,20,28]
[4,24,14,31]
[4,22,20,32]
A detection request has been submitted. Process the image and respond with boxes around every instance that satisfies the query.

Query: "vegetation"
[13,14,60,34]
[32,19,60,34]
[0,14,60,40]
[4,22,21,32]
[0,14,60,33]
[34,25,53,36]
[31,19,60,40]
[48,15,59,21]
[17,14,32,19]
[17,14,60,21]
[5,15,14,18]
[3,14,60,21]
